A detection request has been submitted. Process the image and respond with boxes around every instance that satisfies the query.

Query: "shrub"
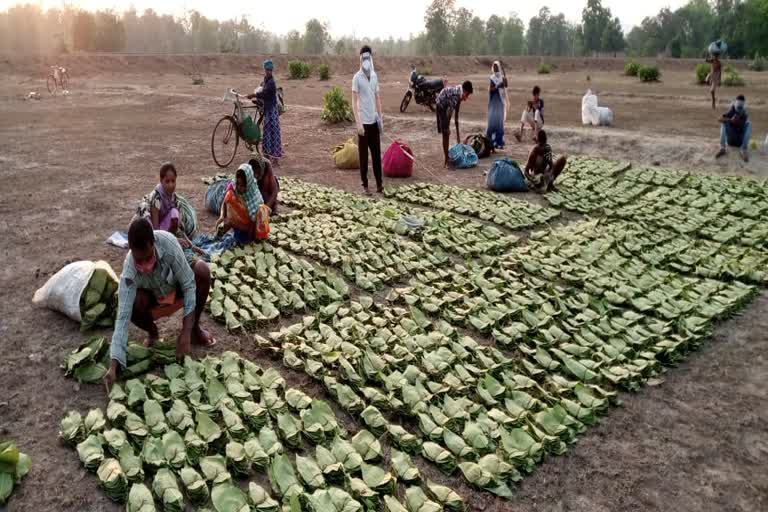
[638,65,661,82]
[318,63,331,81]
[748,53,766,72]
[417,65,432,76]
[537,63,552,75]
[288,60,311,80]
[723,65,745,87]
[321,86,353,124]
[624,61,640,76]
[695,63,709,84]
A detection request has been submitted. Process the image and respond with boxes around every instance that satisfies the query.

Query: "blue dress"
[486,78,506,148]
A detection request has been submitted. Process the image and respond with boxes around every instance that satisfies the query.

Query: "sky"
[3,0,690,38]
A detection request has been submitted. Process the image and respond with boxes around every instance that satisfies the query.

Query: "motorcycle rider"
[435,80,473,167]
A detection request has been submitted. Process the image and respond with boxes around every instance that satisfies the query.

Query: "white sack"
[32,260,118,322]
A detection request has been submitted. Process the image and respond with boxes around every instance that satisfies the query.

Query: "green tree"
[304,18,329,54]
[500,16,525,55]
[581,0,611,55]
[286,30,303,55]
[600,16,624,54]
[451,7,473,55]
[485,14,504,55]
[94,10,125,52]
[424,0,455,55]
[72,10,96,51]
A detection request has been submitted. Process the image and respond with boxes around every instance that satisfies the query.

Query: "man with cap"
[249,59,283,164]
[716,94,752,162]
[352,45,383,194]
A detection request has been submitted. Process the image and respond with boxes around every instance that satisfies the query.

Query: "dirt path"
[0,62,766,511]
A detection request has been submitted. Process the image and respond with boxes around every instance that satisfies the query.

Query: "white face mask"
[362,60,371,72]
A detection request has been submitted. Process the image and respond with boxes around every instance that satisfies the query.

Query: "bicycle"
[46,65,70,94]
[211,89,264,168]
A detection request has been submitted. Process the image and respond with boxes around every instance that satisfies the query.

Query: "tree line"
[1,0,766,59]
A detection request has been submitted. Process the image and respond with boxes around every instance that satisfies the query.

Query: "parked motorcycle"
[400,66,445,113]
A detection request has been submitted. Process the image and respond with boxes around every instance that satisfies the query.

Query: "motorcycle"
[400,66,445,113]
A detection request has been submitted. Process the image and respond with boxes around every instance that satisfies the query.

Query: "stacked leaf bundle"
[0,441,32,505]
[80,267,119,331]
[62,336,176,383]
[279,177,519,257]
[264,299,616,498]
[59,352,464,511]
[208,243,350,331]
[391,224,755,390]
[383,182,560,231]
[271,213,449,291]
[545,159,647,214]
[527,219,768,284]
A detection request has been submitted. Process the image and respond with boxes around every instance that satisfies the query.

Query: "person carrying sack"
[352,45,383,195]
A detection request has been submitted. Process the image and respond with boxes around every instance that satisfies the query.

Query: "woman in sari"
[486,61,508,149]
[249,59,283,164]
[216,163,268,243]
[249,155,279,214]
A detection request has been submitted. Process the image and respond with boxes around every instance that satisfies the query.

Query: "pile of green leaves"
[60,352,463,511]
[208,242,349,331]
[0,441,31,505]
[264,298,615,497]
[271,213,448,291]
[279,177,519,257]
[80,267,118,331]
[62,336,176,383]
[695,63,710,84]
[383,182,559,231]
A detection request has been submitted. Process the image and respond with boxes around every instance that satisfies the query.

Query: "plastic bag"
[486,158,527,192]
[33,261,118,323]
[597,107,614,126]
[383,141,414,178]
[448,144,478,169]
[333,139,360,169]
[708,40,727,56]
[581,90,599,126]
[205,179,231,216]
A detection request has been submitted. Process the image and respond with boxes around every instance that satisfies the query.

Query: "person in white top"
[352,45,383,194]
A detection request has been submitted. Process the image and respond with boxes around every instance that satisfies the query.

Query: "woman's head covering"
[235,163,263,221]
[491,60,503,84]
[263,59,274,71]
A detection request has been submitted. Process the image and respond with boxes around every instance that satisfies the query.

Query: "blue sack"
[486,158,528,192]
[205,178,231,215]
[448,144,478,169]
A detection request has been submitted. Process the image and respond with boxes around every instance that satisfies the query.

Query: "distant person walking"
[486,61,508,149]
[436,80,474,167]
[515,86,544,142]
[249,59,282,164]
[352,45,383,194]
[716,94,752,162]
[706,53,722,110]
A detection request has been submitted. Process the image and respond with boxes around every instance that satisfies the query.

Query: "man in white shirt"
[352,45,383,194]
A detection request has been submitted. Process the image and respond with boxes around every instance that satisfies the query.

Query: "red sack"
[383,141,414,178]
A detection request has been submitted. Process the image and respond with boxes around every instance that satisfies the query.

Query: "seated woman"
[216,162,269,242]
[136,163,202,260]
[524,130,567,193]
[249,155,279,214]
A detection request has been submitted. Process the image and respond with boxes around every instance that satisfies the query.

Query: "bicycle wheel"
[46,75,56,94]
[61,72,69,90]
[211,116,240,168]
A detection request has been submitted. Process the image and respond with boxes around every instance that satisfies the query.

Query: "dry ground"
[0,55,766,512]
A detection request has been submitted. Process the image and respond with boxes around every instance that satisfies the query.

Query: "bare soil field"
[0,55,766,512]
